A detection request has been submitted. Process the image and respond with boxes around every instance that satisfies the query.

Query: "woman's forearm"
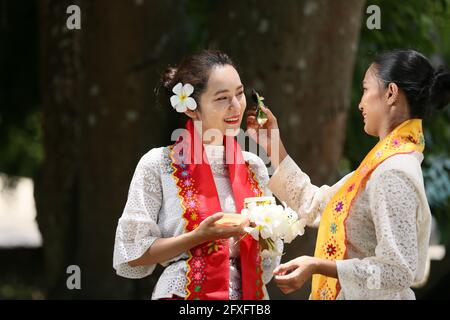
[128,230,203,267]
[314,258,338,278]
[269,138,288,169]
[128,213,248,267]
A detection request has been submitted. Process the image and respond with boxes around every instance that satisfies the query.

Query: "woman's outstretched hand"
[128,213,249,268]
[246,105,287,168]
[273,256,338,295]
[194,212,250,243]
[273,256,317,294]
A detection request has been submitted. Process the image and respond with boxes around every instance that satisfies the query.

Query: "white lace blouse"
[268,152,431,300]
[113,144,281,300]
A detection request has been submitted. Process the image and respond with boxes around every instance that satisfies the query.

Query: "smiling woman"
[162,52,247,143]
[113,50,282,300]
[247,49,450,300]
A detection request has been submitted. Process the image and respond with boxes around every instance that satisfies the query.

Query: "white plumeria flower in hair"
[170,82,197,113]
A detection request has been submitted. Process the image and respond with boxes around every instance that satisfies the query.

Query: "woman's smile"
[224,114,241,125]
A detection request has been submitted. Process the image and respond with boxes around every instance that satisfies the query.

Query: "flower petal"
[183,83,194,96]
[170,95,180,107]
[185,97,197,110]
[260,227,272,239]
[175,103,187,113]
[245,227,259,241]
[172,82,183,95]
[244,226,254,234]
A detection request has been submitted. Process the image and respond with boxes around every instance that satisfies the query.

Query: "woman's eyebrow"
[214,89,229,96]
[214,85,243,96]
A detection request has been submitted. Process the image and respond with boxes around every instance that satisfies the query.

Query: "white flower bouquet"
[241,197,306,258]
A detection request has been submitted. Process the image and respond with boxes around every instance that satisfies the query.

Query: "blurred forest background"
[0,0,449,299]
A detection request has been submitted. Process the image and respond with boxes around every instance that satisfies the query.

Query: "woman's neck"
[378,106,411,140]
[193,122,224,145]
[379,117,410,140]
[378,123,393,140]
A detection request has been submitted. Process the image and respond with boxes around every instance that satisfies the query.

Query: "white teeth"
[225,117,239,122]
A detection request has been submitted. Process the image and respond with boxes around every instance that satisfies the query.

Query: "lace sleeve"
[268,156,350,227]
[336,169,420,299]
[113,148,163,279]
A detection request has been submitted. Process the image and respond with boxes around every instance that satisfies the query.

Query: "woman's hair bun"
[429,69,450,111]
[161,66,178,90]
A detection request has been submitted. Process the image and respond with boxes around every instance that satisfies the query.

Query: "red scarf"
[169,120,264,300]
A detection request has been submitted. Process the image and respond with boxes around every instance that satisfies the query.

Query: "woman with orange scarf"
[247,50,450,299]
[113,50,281,300]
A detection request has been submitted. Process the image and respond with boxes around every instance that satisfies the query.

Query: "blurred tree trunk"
[208,0,365,299]
[37,0,189,298]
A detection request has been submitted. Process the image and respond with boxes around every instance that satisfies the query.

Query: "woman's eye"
[236,91,244,97]
[216,97,228,101]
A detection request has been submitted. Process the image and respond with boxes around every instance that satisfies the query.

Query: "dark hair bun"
[161,66,178,90]
[429,69,450,111]
[373,49,449,118]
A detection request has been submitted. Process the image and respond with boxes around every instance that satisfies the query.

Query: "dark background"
[0,0,449,299]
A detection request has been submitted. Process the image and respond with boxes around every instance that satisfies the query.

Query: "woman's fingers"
[246,115,259,130]
[273,259,298,275]
[205,212,224,225]
[274,274,305,294]
[260,105,276,121]
[203,213,251,239]
[280,287,293,295]
[246,115,257,123]
[260,105,278,127]
[273,259,310,294]
[275,280,296,295]
[278,285,296,295]
[239,217,250,229]
[274,270,299,284]
[220,228,246,239]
